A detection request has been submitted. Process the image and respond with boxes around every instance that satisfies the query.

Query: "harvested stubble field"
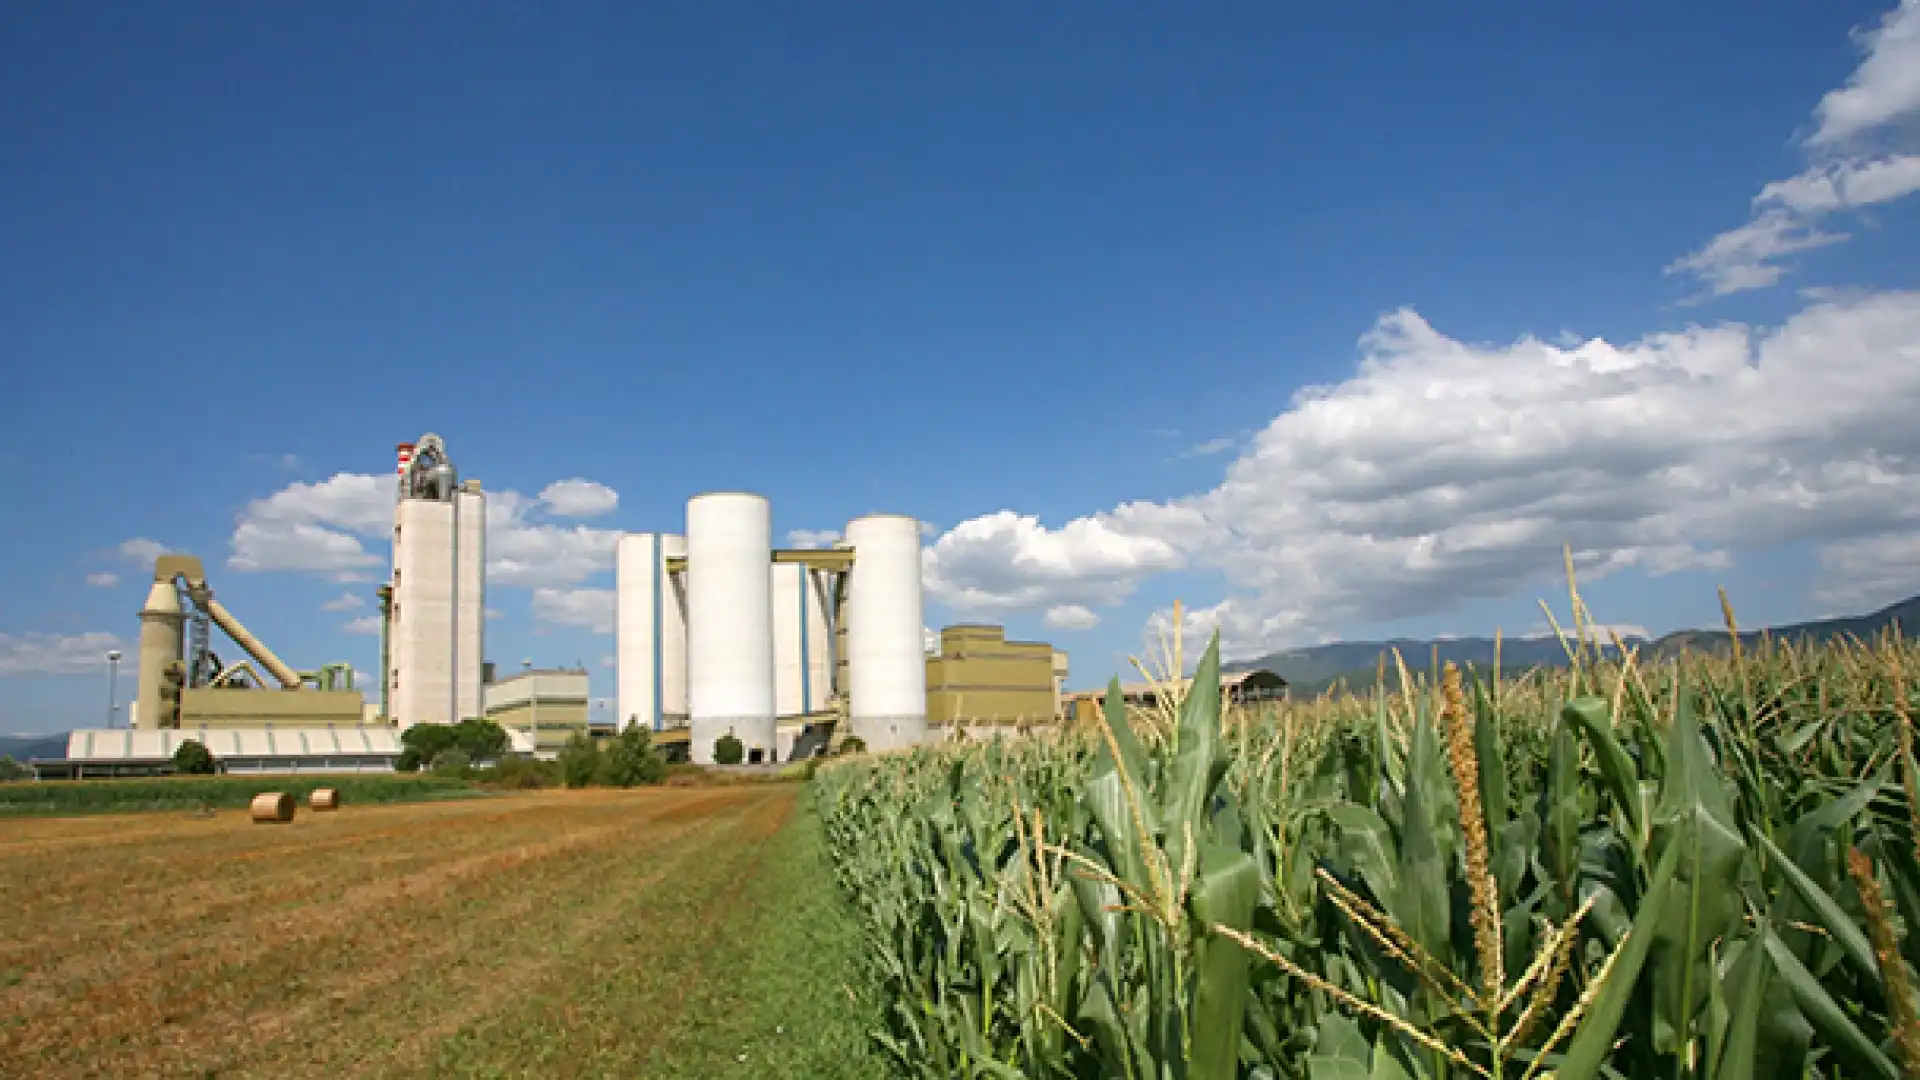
[0,785,890,1079]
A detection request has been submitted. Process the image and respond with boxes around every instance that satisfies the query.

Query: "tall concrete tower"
[454,478,487,722]
[134,576,185,730]
[388,434,485,729]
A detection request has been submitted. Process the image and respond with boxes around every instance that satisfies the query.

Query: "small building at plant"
[483,667,590,759]
[924,625,1069,734]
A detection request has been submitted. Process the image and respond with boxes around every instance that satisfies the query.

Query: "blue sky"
[4,2,1919,734]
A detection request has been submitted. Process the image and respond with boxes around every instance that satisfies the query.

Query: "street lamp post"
[106,650,122,729]
[522,658,536,757]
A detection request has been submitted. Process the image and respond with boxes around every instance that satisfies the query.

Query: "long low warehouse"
[31,727,405,780]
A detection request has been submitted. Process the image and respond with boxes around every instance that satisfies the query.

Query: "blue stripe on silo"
[651,533,664,732]
[798,564,811,712]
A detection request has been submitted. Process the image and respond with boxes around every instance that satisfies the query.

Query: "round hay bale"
[309,788,341,811]
[250,792,296,824]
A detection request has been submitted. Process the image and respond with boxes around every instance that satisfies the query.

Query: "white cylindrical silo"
[616,532,688,733]
[805,568,832,712]
[773,563,804,718]
[616,534,659,731]
[618,530,656,730]
[844,514,928,751]
[686,493,776,763]
[773,563,834,717]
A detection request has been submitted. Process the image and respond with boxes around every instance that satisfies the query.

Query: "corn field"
[813,596,1920,1079]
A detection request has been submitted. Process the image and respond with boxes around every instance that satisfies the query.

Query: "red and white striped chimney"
[395,442,415,476]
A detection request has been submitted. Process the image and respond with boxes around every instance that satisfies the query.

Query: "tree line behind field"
[398,718,669,791]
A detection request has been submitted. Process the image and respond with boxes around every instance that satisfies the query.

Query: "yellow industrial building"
[924,624,1069,731]
[167,688,372,729]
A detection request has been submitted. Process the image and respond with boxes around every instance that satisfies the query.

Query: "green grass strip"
[635,803,895,1078]
[0,773,481,816]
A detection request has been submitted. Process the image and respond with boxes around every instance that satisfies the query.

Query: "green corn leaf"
[1368,1035,1415,1080]
[1324,803,1399,903]
[1376,692,1403,802]
[1050,879,1084,1014]
[1753,830,1877,980]
[1555,830,1683,1080]
[1187,841,1261,1080]
[1076,973,1133,1078]
[1541,717,1584,915]
[1308,1013,1372,1080]
[1774,715,1827,755]
[1309,1057,1371,1080]
[1492,810,1539,916]
[1084,766,1157,908]
[1648,688,1749,1053]
[1563,696,1643,838]
[1651,680,1740,831]
[1166,635,1226,875]
[1871,824,1920,971]
[1714,930,1773,1080]
[1405,701,1459,870]
[1783,767,1883,874]
[1776,766,1885,971]
[1753,961,1813,1080]
[1391,731,1452,977]
[1760,927,1900,1080]
[1471,671,1509,828]
[1096,675,1151,791]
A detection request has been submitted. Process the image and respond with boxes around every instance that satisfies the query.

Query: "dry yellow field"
[0,784,884,1079]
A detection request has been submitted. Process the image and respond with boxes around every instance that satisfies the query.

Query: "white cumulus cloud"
[342,615,382,635]
[925,292,1920,658]
[320,592,365,612]
[0,631,124,675]
[922,510,1184,612]
[539,479,619,518]
[532,587,616,634]
[84,572,119,588]
[1672,1,1920,296]
[117,538,174,566]
[487,491,621,588]
[1807,0,1920,148]
[227,473,390,578]
[224,472,621,591]
[787,528,842,549]
[1043,604,1101,631]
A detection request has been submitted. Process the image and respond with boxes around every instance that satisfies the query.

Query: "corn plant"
[812,598,1920,1079]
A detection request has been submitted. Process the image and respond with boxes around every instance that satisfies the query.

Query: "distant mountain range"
[0,733,70,763]
[1226,593,1920,697]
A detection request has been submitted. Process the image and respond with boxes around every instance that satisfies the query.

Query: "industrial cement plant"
[35,433,1082,777]
[40,433,491,776]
